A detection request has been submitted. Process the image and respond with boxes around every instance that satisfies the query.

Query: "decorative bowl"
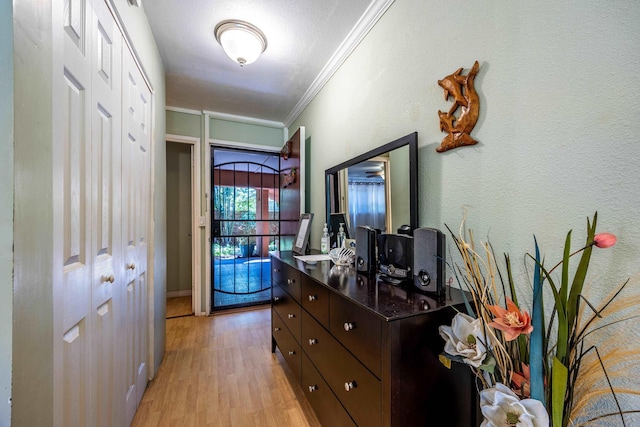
[329,247,355,266]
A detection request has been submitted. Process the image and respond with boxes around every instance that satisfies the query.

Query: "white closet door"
[59,0,93,425]
[122,44,151,426]
[90,0,122,425]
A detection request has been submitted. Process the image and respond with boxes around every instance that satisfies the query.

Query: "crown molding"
[166,106,203,115]
[284,0,395,127]
[204,110,285,129]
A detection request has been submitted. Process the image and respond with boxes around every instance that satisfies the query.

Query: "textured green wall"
[292,1,640,383]
[0,1,13,424]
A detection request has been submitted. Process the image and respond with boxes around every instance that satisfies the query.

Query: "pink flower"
[511,363,531,397]
[593,232,617,248]
[487,298,533,341]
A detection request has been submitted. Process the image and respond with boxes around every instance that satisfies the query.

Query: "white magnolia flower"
[480,383,549,427]
[438,312,488,368]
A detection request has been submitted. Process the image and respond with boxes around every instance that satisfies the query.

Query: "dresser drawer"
[273,285,301,343]
[329,293,383,378]
[301,277,329,328]
[272,259,302,302]
[272,309,302,384]
[302,311,382,427]
[302,353,355,427]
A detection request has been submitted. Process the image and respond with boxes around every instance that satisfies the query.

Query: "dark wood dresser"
[270,251,479,427]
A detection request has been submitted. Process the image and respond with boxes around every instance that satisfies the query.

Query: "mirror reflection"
[325,133,418,242]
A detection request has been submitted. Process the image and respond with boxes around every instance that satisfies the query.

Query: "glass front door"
[211,147,280,310]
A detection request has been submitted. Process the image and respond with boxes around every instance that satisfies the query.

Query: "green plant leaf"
[530,237,545,406]
[552,357,568,427]
[566,213,597,337]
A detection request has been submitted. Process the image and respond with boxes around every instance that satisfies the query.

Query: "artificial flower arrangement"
[438,212,640,426]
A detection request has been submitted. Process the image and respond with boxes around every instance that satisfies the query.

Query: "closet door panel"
[122,46,151,425]
[90,0,122,425]
[60,0,93,425]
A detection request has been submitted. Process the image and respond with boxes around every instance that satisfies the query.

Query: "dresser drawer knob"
[343,322,355,331]
[288,350,296,356]
[308,338,318,346]
[308,385,318,393]
[274,327,281,332]
[273,296,280,302]
[288,313,295,319]
[287,278,295,284]
[308,295,317,301]
[344,381,357,392]
[273,268,281,273]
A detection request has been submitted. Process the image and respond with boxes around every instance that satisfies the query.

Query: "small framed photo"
[292,213,314,255]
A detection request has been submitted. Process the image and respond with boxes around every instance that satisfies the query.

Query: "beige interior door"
[90,1,123,425]
[122,43,151,426]
[59,0,94,424]
[57,0,150,425]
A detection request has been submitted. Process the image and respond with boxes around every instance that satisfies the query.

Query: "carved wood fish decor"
[436,61,480,153]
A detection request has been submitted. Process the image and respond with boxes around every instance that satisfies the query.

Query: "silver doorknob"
[127,262,136,270]
[344,381,356,392]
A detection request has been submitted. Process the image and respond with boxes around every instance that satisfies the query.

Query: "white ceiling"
[143,0,390,126]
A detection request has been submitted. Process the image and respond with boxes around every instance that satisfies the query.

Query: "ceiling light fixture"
[214,20,267,67]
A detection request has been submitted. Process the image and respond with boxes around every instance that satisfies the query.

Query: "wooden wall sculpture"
[436,60,481,153]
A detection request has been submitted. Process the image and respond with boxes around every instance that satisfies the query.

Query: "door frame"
[166,134,201,315]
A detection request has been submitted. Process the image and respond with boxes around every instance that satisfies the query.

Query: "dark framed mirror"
[325,132,418,243]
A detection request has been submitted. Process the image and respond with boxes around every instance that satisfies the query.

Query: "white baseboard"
[167,290,192,298]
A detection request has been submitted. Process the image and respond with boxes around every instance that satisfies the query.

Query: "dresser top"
[271,251,469,321]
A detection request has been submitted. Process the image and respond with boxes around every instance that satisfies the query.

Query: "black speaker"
[378,234,413,281]
[356,226,377,276]
[413,227,446,296]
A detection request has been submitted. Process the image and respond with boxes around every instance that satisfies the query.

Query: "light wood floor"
[131,298,321,427]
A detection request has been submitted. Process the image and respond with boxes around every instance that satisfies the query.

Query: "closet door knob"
[127,262,136,270]
[103,275,115,283]
[343,322,355,331]
[344,381,356,392]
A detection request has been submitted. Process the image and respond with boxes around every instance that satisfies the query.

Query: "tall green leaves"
[530,238,545,405]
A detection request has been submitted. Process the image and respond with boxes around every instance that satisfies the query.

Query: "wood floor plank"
[131,302,321,427]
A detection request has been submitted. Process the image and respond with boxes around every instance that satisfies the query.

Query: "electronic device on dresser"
[413,227,446,297]
[356,226,377,276]
[378,233,413,283]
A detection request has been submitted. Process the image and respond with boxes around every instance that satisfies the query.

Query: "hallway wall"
[166,142,193,295]
[0,1,13,424]
[291,2,640,417]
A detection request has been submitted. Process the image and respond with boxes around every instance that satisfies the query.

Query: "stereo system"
[413,227,446,296]
[355,227,446,296]
[356,226,377,276]
[377,234,413,282]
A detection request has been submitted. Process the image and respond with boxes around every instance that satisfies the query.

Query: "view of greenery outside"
[213,185,279,258]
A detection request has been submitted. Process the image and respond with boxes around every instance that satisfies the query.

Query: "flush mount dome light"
[214,19,267,67]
